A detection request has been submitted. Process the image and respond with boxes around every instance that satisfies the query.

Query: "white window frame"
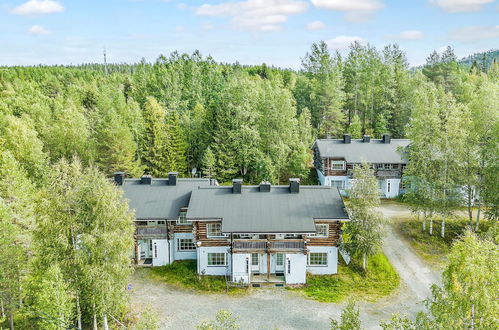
[207,252,227,266]
[309,224,328,238]
[177,209,189,225]
[330,160,346,171]
[276,253,284,266]
[308,252,328,266]
[177,238,196,251]
[207,223,225,238]
[331,180,345,190]
[376,163,383,169]
[384,163,393,170]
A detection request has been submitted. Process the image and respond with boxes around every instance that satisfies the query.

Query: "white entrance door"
[275,253,284,273]
[152,239,169,266]
[251,253,260,273]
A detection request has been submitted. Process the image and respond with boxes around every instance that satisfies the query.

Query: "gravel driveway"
[130,202,440,330]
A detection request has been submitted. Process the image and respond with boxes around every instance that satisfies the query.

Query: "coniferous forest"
[0,42,498,328]
[1,42,498,185]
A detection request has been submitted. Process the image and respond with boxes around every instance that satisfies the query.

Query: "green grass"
[396,215,493,269]
[149,260,246,295]
[290,253,400,303]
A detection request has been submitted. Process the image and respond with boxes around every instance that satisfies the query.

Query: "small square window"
[207,253,226,266]
[309,224,328,238]
[331,161,345,170]
[178,239,196,251]
[207,223,224,237]
[308,252,328,266]
[177,209,189,225]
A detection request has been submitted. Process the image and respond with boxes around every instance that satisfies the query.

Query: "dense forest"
[1,43,497,185]
[0,42,498,328]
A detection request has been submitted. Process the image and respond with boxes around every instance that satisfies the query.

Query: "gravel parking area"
[130,202,440,330]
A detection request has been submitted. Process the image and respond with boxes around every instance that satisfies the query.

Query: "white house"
[116,174,350,286]
[313,134,411,198]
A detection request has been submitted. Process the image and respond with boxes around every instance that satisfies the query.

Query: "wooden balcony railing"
[270,240,305,251]
[136,225,167,239]
[232,240,266,250]
[232,239,305,251]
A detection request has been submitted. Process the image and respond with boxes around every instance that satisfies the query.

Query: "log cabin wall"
[323,158,348,176]
[307,221,343,246]
[195,221,230,247]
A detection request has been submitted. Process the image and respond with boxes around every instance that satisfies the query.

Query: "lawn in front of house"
[290,253,400,303]
[149,260,247,295]
[395,215,493,269]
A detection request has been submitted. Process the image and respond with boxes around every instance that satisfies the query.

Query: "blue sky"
[1,0,498,68]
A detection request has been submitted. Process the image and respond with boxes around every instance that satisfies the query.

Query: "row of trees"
[404,52,498,237]
[0,152,135,329]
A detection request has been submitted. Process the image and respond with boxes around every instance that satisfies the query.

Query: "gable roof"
[314,139,410,164]
[186,185,349,233]
[121,178,212,220]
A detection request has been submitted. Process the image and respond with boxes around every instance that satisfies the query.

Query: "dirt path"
[377,203,441,301]
[130,202,440,330]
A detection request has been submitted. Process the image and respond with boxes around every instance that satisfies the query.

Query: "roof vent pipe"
[259,181,271,192]
[382,134,391,144]
[363,135,371,143]
[113,172,125,186]
[289,178,300,193]
[140,175,152,185]
[232,179,243,194]
[168,172,178,186]
[343,134,351,144]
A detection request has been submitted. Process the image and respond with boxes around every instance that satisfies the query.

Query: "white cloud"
[306,20,326,30]
[201,22,215,30]
[196,0,308,32]
[175,26,185,32]
[28,25,50,35]
[311,0,384,22]
[429,0,496,12]
[449,25,499,42]
[326,35,366,50]
[11,0,64,15]
[398,30,425,40]
[176,3,188,9]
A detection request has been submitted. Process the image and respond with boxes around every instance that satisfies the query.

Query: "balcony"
[232,239,305,252]
[376,169,401,178]
[232,240,267,251]
[136,225,167,239]
[270,240,305,251]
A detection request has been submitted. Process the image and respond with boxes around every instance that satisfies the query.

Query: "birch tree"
[35,158,135,328]
[345,162,385,270]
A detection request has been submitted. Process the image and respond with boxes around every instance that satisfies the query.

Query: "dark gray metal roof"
[314,139,410,163]
[121,178,212,220]
[186,186,349,233]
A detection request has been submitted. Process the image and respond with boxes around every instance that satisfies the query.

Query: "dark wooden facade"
[306,221,343,246]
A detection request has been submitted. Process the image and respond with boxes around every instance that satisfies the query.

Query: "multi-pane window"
[331,161,345,170]
[207,223,223,237]
[177,209,189,224]
[331,180,344,189]
[310,224,328,238]
[251,253,259,266]
[384,163,393,170]
[207,253,226,266]
[308,252,328,266]
[276,253,284,266]
[177,239,196,251]
[376,163,384,169]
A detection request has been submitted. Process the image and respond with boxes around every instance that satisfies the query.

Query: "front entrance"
[275,253,284,274]
[251,253,260,273]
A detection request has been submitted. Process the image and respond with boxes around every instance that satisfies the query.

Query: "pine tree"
[141,97,169,176]
[165,108,187,174]
[96,110,143,177]
[202,147,216,179]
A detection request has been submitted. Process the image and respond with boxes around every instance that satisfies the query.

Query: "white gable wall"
[307,246,338,275]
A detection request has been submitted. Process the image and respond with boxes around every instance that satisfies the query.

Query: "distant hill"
[459,49,498,70]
